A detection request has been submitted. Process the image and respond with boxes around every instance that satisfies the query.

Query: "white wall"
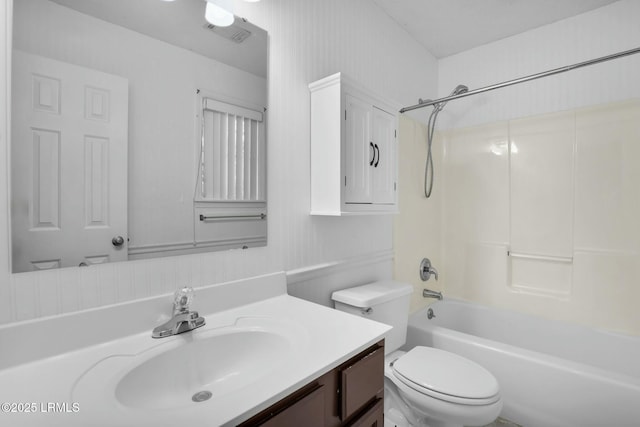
[432,0,640,335]
[0,0,437,324]
[437,0,640,130]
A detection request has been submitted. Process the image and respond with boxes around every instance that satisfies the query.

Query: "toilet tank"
[332,281,413,354]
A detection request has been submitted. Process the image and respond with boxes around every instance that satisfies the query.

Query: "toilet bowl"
[385,349,502,427]
[332,281,502,427]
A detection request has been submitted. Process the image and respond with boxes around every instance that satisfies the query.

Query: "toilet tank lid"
[331,281,413,308]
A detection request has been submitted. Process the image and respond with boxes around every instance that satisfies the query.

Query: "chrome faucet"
[423,288,443,300]
[152,287,206,338]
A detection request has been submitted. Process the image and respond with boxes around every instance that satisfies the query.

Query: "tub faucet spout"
[423,288,443,300]
[152,287,206,338]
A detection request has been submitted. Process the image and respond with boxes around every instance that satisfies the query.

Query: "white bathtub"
[405,299,640,427]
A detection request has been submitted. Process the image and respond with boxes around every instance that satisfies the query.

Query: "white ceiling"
[48,0,620,71]
[49,0,267,77]
[372,0,620,58]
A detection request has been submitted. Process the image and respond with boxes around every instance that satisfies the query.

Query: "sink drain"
[192,390,212,403]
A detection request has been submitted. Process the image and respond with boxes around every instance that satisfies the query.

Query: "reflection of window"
[197,97,266,202]
[194,95,267,252]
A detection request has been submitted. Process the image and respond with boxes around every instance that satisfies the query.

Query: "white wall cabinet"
[310,73,398,215]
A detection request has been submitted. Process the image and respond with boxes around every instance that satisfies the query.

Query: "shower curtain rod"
[399,46,640,114]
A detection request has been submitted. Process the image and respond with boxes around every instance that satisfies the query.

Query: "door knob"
[112,236,125,247]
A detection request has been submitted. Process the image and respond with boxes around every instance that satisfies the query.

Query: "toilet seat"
[391,346,500,406]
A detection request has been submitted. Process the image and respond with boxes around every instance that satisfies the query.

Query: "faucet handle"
[419,258,438,281]
[173,287,194,312]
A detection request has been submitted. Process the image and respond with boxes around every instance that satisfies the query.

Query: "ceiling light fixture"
[205,0,234,27]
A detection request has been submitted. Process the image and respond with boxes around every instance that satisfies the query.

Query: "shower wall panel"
[441,99,640,335]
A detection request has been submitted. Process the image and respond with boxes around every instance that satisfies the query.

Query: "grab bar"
[199,213,266,221]
[507,251,573,263]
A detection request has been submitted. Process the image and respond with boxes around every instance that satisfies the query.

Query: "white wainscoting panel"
[287,250,394,308]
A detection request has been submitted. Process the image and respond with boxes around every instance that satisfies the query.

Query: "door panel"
[12,51,129,272]
[371,107,396,204]
[344,94,372,204]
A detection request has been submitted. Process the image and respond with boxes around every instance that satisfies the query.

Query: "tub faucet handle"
[419,258,438,281]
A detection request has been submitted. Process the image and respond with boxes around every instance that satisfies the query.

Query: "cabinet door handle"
[374,144,380,167]
[369,142,375,166]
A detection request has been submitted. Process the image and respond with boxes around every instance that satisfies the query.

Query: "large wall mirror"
[11,0,268,273]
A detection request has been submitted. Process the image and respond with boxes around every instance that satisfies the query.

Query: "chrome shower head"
[451,84,469,96]
[436,84,468,111]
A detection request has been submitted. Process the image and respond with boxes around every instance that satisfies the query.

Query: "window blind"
[199,98,265,201]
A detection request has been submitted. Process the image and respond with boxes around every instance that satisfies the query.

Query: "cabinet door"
[345,94,372,204]
[371,107,396,205]
[340,345,384,421]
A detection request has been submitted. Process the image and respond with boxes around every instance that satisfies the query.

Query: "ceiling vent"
[203,22,252,44]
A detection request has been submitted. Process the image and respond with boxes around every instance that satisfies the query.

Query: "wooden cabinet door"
[340,345,385,421]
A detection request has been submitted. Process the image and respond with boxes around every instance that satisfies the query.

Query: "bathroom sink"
[72,317,308,411]
[116,329,291,409]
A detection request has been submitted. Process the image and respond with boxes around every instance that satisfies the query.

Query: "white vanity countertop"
[0,273,390,427]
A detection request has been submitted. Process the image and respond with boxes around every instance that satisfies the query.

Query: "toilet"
[332,281,502,427]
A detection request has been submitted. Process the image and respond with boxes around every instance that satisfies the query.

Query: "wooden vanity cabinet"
[238,340,384,427]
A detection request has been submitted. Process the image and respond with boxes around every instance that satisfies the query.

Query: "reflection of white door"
[11,51,128,272]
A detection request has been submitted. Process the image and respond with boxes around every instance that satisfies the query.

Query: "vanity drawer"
[260,384,324,427]
[239,383,325,427]
[340,342,384,421]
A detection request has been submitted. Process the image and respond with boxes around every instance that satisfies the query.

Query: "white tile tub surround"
[574,102,640,254]
[439,122,510,308]
[438,100,640,336]
[509,112,575,297]
[509,112,575,260]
